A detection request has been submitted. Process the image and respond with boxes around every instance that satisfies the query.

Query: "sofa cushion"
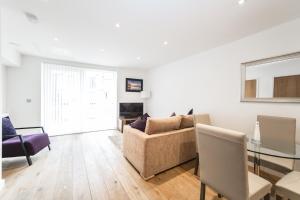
[2,117,17,138]
[145,116,182,135]
[2,133,50,157]
[180,115,194,129]
[130,113,150,132]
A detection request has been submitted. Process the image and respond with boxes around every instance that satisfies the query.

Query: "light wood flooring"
[0,130,278,200]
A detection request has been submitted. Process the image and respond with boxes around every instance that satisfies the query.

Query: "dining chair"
[275,170,300,199]
[257,115,296,173]
[196,124,272,200]
[193,114,211,176]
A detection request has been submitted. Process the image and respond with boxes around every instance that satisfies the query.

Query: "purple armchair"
[2,117,51,166]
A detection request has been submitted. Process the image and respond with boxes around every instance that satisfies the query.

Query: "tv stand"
[118,117,138,133]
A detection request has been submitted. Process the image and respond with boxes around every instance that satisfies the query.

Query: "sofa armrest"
[123,125,196,179]
[142,128,196,177]
[123,125,148,174]
[15,126,45,133]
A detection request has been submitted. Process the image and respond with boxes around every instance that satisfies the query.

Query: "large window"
[41,63,117,136]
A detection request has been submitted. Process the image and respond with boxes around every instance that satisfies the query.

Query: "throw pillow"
[187,109,193,115]
[141,113,150,120]
[2,117,17,137]
[170,112,176,117]
[130,113,150,132]
[145,116,182,135]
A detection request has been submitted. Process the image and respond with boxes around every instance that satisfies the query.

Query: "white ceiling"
[1,0,300,68]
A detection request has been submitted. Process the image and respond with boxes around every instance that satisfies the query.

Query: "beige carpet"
[108,134,123,152]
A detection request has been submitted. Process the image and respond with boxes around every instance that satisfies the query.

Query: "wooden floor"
[0,130,279,200]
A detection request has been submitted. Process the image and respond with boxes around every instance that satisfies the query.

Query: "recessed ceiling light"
[238,0,246,5]
[52,47,72,57]
[53,37,59,41]
[163,41,168,45]
[24,12,39,24]
[136,57,141,60]
[115,23,120,28]
[100,49,105,52]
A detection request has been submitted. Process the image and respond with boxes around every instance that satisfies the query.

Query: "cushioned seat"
[276,171,300,199]
[3,133,50,157]
[248,172,272,200]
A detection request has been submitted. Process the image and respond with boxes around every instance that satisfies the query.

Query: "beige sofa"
[123,115,200,180]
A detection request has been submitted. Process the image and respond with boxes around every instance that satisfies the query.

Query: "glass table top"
[247,138,300,160]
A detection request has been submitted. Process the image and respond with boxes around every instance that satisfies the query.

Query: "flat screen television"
[119,103,143,118]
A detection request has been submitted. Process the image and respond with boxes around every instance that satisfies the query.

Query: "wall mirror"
[241,52,300,103]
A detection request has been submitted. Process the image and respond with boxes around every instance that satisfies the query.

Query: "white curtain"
[41,63,117,136]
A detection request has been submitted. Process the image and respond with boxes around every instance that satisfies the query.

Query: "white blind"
[41,63,117,135]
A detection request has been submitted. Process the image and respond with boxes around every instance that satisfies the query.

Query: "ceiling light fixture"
[24,12,39,24]
[53,37,59,41]
[238,0,246,5]
[115,23,120,28]
[163,41,168,46]
[136,57,141,60]
[100,49,105,52]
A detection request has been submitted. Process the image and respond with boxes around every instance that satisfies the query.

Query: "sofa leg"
[218,194,222,198]
[141,174,155,181]
[48,145,51,151]
[264,194,270,200]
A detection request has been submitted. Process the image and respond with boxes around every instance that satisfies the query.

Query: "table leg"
[254,152,261,176]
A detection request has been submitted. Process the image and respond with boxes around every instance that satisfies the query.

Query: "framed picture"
[126,78,143,92]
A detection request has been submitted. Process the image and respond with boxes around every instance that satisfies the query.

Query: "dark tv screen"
[119,103,143,118]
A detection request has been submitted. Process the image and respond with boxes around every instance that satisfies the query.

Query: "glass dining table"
[247,138,300,176]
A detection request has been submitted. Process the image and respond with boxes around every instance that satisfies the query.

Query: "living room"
[1,0,300,200]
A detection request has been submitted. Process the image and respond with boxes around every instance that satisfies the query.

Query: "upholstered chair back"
[196,124,249,200]
[257,115,296,154]
[193,114,211,127]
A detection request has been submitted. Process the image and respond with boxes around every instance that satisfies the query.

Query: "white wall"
[147,18,300,142]
[0,64,6,112]
[0,64,6,188]
[0,8,21,67]
[6,55,148,127]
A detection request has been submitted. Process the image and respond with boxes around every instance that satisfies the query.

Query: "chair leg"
[200,183,206,200]
[48,145,51,151]
[264,194,270,200]
[194,153,199,175]
[275,195,283,200]
[26,155,32,166]
[18,135,32,166]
